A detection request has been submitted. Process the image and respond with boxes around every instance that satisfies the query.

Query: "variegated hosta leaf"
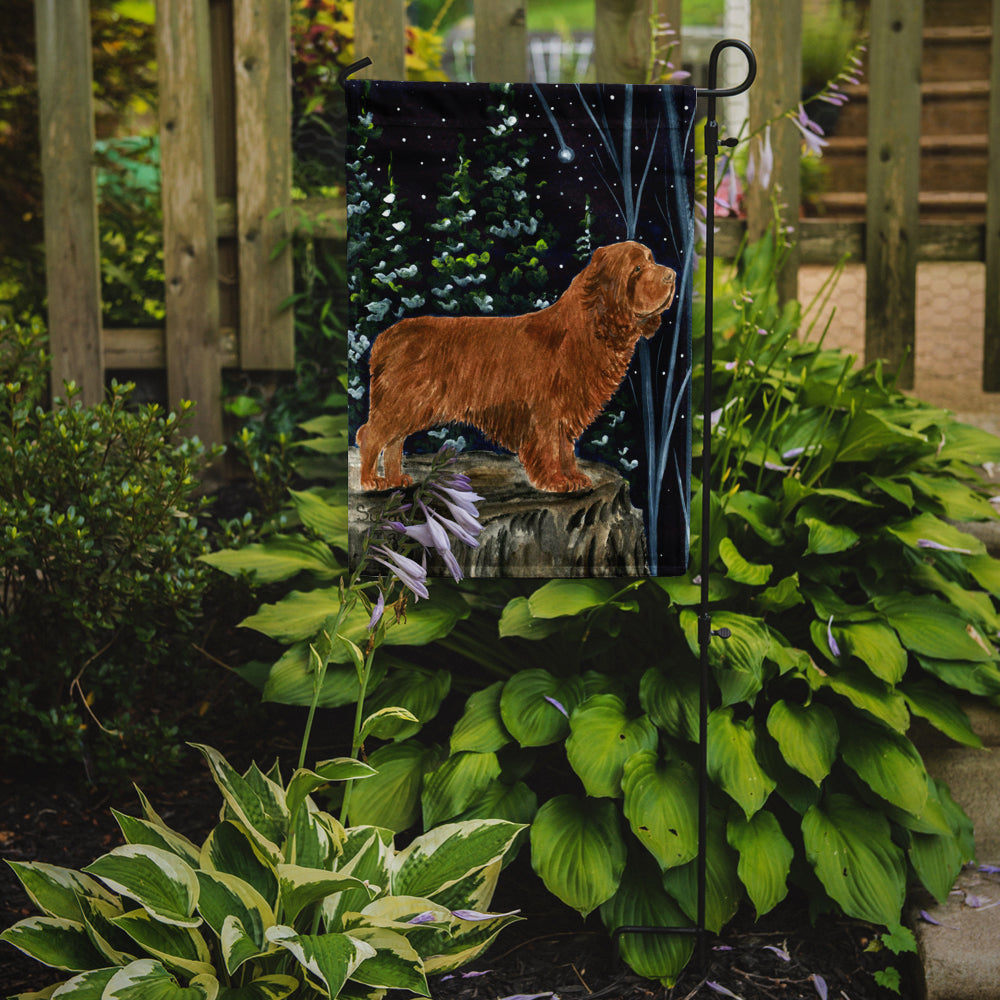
[77,894,136,966]
[391,820,524,901]
[214,974,300,999]
[565,695,658,799]
[190,745,287,863]
[110,908,214,979]
[112,810,202,868]
[727,810,793,917]
[102,958,218,999]
[706,707,776,819]
[83,845,200,928]
[421,906,523,975]
[265,925,375,998]
[4,861,118,922]
[322,829,393,931]
[0,915,107,971]
[599,853,694,987]
[195,871,274,974]
[288,802,343,870]
[285,760,375,824]
[200,822,278,910]
[621,751,699,871]
[345,926,429,995]
[276,864,375,925]
[765,700,838,786]
[802,793,906,926]
[529,795,626,917]
[44,966,118,997]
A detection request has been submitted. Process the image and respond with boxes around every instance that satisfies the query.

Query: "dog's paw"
[360,475,390,491]
[536,472,592,493]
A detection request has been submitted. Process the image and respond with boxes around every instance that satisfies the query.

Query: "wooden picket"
[30,0,1000,448]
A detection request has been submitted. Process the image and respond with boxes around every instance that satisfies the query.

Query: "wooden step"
[833,80,991,137]
[922,25,993,83]
[922,0,991,28]
[813,190,987,222]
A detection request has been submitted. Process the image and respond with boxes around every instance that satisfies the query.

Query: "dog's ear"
[583,244,636,342]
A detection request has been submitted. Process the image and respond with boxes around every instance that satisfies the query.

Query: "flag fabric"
[346,79,696,578]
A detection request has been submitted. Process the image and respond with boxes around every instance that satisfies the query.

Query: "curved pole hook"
[337,57,373,90]
[698,38,757,99]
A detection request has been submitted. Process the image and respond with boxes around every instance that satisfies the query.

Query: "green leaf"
[935,421,1000,465]
[362,667,451,740]
[718,537,772,585]
[450,682,511,754]
[452,779,538,827]
[35,967,118,998]
[0,916,107,972]
[347,740,442,832]
[285,759,376,822]
[809,661,910,732]
[530,795,626,917]
[906,472,998,521]
[755,573,804,614]
[599,853,694,987]
[886,512,985,557]
[901,680,982,748]
[103,959,218,999]
[835,410,927,463]
[565,695,658,798]
[803,517,859,556]
[621,751,699,871]
[727,811,793,918]
[835,621,908,684]
[392,820,524,900]
[497,596,563,639]
[288,488,348,545]
[639,663,699,742]
[265,926,374,997]
[216,976,299,1000]
[199,822,278,910]
[724,490,784,545]
[260,644,384,709]
[195,871,274,974]
[680,611,770,706]
[346,926,429,994]
[916,655,1000,697]
[276,865,373,925]
[765,700,838,786]
[421,751,502,828]
[110,909,214,978]
[112,812,201,868]
[707,707,776,818]
[874,594,995,662]
[526,579,619,618]
[499,670,584,747]
[4,862,118,923]
[966,553,1000,597]
[802,793,906,926]
[838,718,929,817]
[83,846,200,928]
[200,536,342,584]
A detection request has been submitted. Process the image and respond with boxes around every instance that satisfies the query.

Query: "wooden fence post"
[983,0,1000,390]
[34,0,104,405]
[864,0,923,389]
[233,0,294,369]
[474,0,527,82]
[746,0,801,305]
[594,0,652,84]
[354,0,406,80]
[157,0,223,445]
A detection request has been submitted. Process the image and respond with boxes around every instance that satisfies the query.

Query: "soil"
[0,741,912,1000]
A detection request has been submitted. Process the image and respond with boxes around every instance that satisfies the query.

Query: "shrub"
[1,743,524,997]
[0,317,220,783]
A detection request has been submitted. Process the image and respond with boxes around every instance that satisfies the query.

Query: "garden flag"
[345,80,696,578]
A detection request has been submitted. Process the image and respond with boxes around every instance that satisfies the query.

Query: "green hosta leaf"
[111,908,214,978]
[966,553,1000,597]
[4,862,118,922]
[421,751,502,828]
[530,795,626,917]
[288,488,348,545]
[910,562,1000,632]
[909,803,967,906]
[886,512,985,557]
[809,661,910,732]
[834,621,907,684]
[755,573,804,614]
[190,746,287,862]
[112,812,201,868]
[935,421,1000,464]
[200,822,278,910]
[285,759,376,822]
[277,865,374,925]
[765,700,838,786]
[497,596,564,639]
[707,708,776,818]
[265,926,375,997]
[450,682,511,754]
[103,959,218,1000]
[599,853,694,987]
[874,594,995,662]
[362,667,451,740]
[347,740,442,832]
[906,472,998,521]
[727,811,793,917]
[835,410,927,463]
[680,610,770,706]
[839,718,929,816]
[621,751,698,871]
[200,536,342,584]
[216,976,299,1000]
[393,820,524,900]
[499,670,584,747]
[195,871,274,974]
[724,490,784,545]
[661,811,741,933]
[802,793,906,926]
[83,846,200,928]
[718,537,772,585]
[453,779,538,827]
[0,916,107,971]
[654,573,737,606]
[916,655,1000,697]
[346,926,428,994]
[565,695,658,798]
[260,644,384,709]
[526,578,619,618]
[359,706,422,742]
[639,663,699,742]
[901,680,982,748]
[866,474,914,509]
[802,517,859,556]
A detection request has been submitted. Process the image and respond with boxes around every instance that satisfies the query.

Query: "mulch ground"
[1,743,912,1000]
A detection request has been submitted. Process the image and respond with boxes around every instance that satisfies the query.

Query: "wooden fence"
[33,0,1000,445]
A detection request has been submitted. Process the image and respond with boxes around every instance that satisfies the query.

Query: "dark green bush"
[0,317,220,784]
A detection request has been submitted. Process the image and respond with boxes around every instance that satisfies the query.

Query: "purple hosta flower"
[451,908,521,921]
[763,944,791,962]
[544,695,569,718]
[367,590,385,631]
[791,104,829,156]
[407,911,438,925]
[827,615,842,658]
[747,125,774,191]
[979,864,1000,874]
[715,158,741,215]
[917,538,973,555]
[811,974,828,1000]
[371,545,429,600]
[707,982,742,999]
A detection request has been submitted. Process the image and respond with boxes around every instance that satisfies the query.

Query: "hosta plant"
[1,743,523,999]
